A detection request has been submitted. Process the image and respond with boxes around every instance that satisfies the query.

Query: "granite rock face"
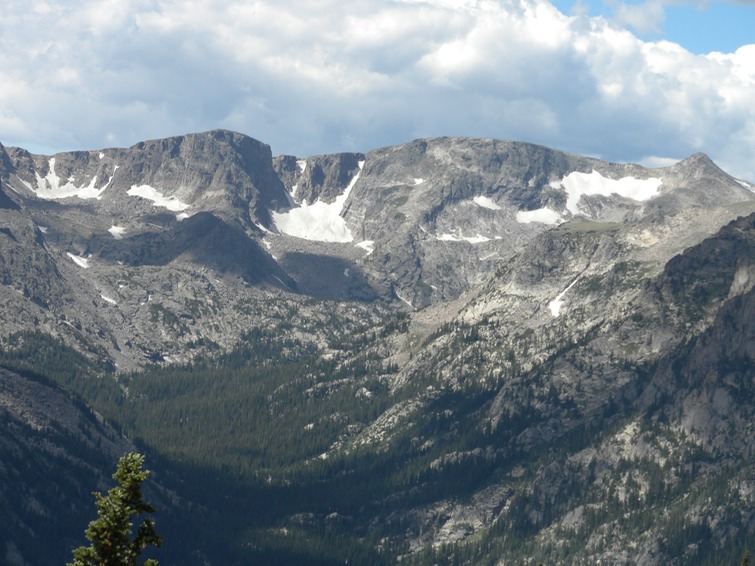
[0,130,754,564]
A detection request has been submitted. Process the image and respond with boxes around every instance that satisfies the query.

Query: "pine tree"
[69,452,162,566]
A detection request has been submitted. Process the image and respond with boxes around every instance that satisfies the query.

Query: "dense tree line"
[1,328,751,565]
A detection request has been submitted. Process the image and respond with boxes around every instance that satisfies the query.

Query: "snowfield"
[272,161,364,242]
[66,253,90,269]
[26,158,115,200]
[549,278,580,317]
[437,231,493,244]
[552,170,663,215]
[127,185,191,212]
[108,225,126,239]
[473,195,502,210]
[516,207,563,225]
[356,240,375,254]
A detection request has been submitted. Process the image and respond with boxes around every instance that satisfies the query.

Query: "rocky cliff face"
[1,130,750,368]
[273,151,365,205]
[0,130,753,565]
[290,211,750,564]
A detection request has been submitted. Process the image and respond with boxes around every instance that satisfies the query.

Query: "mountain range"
[0,130,752,564]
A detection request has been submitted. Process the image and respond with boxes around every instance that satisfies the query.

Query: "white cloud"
[0,0,753,182]
[610,0,667,36]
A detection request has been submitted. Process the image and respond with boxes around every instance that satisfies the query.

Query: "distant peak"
[131,129,270,153]
[687,151,711,160]
[679,152,716,166]
[673,152,732,177]
[193,128,250,140]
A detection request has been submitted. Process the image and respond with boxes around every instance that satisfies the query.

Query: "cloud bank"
[1,0,753,181]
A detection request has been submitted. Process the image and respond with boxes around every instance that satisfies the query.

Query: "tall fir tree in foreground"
[69,452,161,566]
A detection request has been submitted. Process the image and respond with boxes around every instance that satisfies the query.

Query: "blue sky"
[550,0,754,54]
[1,0,753,181]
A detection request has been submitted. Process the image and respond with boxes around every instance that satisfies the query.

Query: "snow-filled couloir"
[271,160,364,243]
[21,158,116,200]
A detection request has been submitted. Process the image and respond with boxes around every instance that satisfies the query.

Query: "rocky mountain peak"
[121,128,290,221]
[675,151,717,169]
[273,151,365,206]
[1,130,754,565]
[0,130,753,351]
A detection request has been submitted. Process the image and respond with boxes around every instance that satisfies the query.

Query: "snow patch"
[552,171,662,215]
[413,178,425,185]
[549,278,580,317]
[37,226,48,234]
[254,221,271,234]
[437,230,491,244]
[98,152,105,159]
[270,274,291,289]
[356,387,374,399]
[344,268,350,277]
[127,184,191,212]
[737,179,755,193]
[296,159,307,173]
[271,160,364,242]
[67,252,90,269]
[355,240,375,255]
[100,294,117,305]
[175,212,190,221]
[108,225,126,239]
[473,195,501,210]
[30,158,115,200]
[395,288,414,309]
[516,207,563,225]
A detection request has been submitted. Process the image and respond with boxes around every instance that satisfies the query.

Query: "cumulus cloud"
[609,0,667,36]
[0,0,753,181]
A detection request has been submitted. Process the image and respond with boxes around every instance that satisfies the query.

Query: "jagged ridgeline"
[0,131,753,565]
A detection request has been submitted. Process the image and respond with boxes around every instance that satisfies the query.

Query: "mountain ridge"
[0,129,753,368]
[0,129,753,564]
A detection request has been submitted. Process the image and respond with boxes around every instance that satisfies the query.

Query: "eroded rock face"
[0,129,753,367]
[0,130,754,564]
[363,212,755,563]
[273,152,365,206]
